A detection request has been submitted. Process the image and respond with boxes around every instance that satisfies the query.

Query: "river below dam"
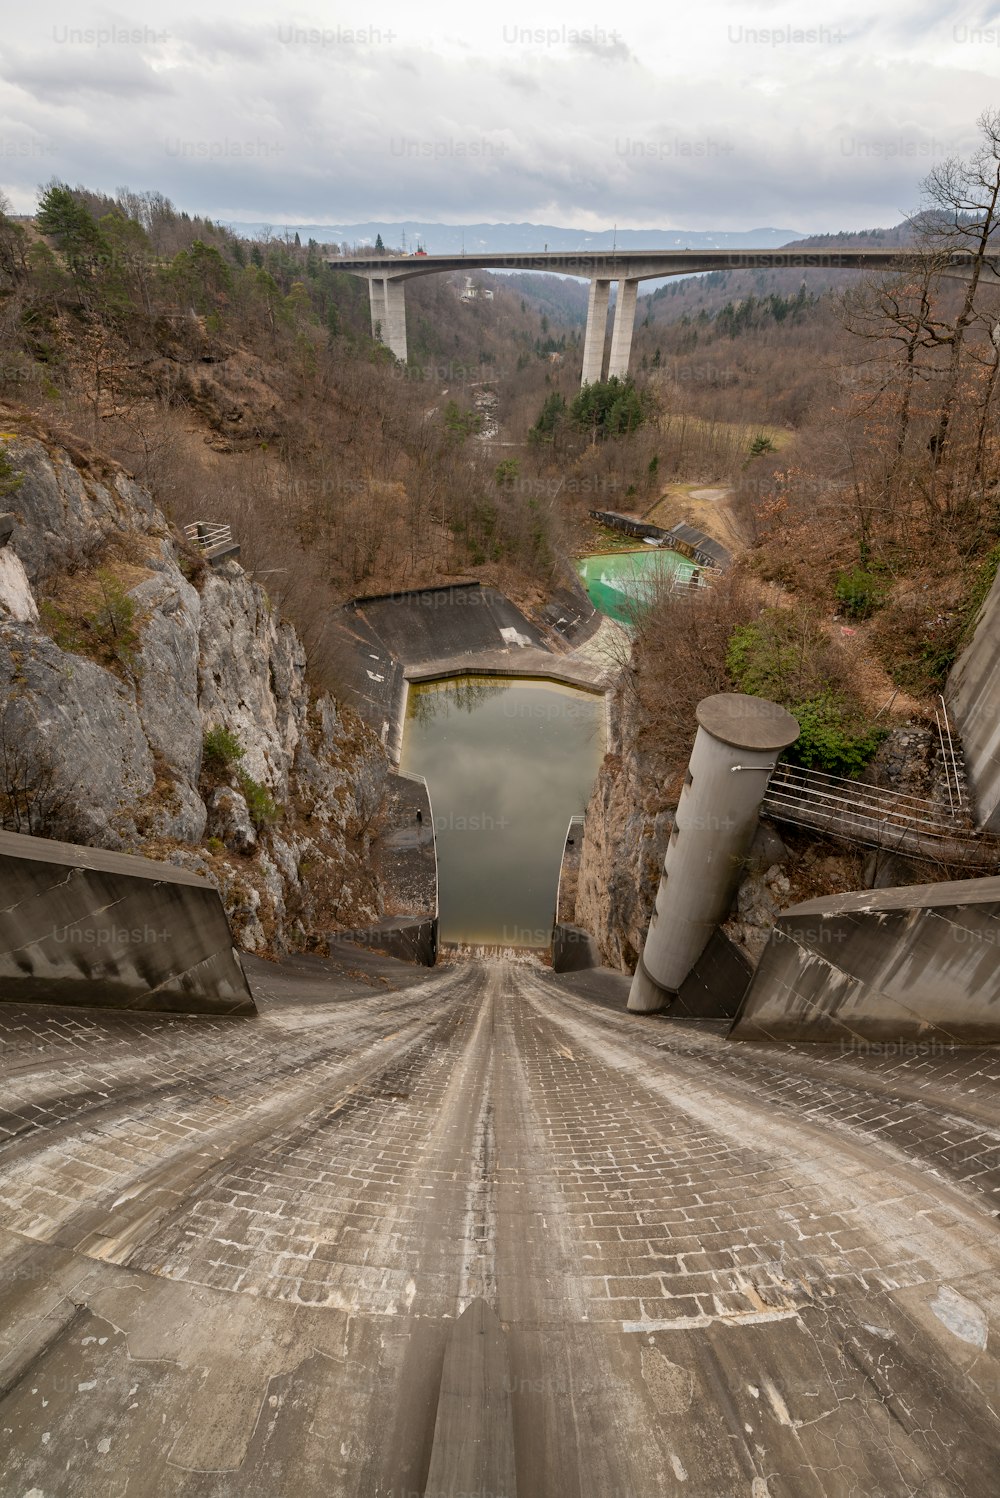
[399,676,605,947]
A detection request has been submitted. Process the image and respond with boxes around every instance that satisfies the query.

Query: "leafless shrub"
[0,702,78,839]
[612,568,762,793]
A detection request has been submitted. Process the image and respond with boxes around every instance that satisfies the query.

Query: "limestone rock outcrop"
[0,418,388,953]
[574,687,675,971]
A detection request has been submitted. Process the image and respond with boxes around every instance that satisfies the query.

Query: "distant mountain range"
[224,220,807,254]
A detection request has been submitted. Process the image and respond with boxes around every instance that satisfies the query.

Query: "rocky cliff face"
[574,684,675,971]
[0,414,388,953]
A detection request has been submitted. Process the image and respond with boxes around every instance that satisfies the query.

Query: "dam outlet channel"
[400,675,605,947]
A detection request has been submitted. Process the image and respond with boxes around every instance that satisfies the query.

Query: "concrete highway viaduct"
[335,247,999,385]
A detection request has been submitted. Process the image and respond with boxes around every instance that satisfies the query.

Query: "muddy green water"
[400,676,605,947]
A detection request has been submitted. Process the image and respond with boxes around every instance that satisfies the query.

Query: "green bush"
[785,693,888,777]
[528,391,566,443]
[237,769,279,827]
[725,614,804,699]
[494,457,519,486]
[89,572,139,670]
[835,566,888,620]
[202,725,244,773]
[39,569,140,675]
[442,400,482,440]
[726,611,886,776]
[570,376,648,439]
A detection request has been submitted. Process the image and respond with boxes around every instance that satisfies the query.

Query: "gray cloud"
[2,48,172,102]
[0,6,993,233]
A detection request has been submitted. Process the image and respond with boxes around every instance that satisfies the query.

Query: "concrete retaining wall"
[0,830,255,1014]
[552,923,601,972]
[672,929,753,1019]
[948,564,1000,831]
[731,876,1000,1044]
[329,916,438,967]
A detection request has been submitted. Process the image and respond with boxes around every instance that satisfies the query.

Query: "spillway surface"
[2,953,999,1495]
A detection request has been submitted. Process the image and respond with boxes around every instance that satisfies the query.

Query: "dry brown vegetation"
[7,119,1000,738]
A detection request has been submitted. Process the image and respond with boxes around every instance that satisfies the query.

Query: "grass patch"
[39,568,142,677]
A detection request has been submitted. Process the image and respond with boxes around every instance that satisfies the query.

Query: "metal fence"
[760,761,992,863]
[183,521,234,551]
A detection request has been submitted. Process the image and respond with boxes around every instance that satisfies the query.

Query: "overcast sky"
[1,3,998,233]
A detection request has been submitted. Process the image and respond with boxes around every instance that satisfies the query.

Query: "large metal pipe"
[628,693,800,1013]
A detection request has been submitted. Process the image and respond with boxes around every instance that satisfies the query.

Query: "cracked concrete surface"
[1,949,999,1495]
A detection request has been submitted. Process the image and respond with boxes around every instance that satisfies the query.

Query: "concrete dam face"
[2,945,999,1495]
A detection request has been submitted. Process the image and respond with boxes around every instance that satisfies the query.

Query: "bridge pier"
[581,278,611,385]
[628,693,799,1014]
[581,278,640,385]
[368,274,408,362]
[608,279,639,380]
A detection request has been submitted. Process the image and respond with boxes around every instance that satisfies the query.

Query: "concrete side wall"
[552,923,601,973]
[948,564,1000,831]
[0,830,255,1015]
[329,916,438,967]
[673,929,753,1019]
[731,878,1000,1043]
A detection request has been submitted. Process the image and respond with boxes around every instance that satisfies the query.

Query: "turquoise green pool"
[577,547,697,623]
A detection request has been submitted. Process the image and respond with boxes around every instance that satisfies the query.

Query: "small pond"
[400,676,605,947]
[577,547,698,623]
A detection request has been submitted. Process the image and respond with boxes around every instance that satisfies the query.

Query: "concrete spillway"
[2,948,999,1494]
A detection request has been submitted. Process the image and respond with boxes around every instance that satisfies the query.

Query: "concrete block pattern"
[0,829,255,1015]
[732,876,1000,1043]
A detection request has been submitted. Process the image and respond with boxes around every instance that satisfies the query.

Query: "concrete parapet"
[731,876,1000,1044]
[0,829,255,1014]
[552,923,601,973]
[672,929,753,1018]
[948,564,1000,832]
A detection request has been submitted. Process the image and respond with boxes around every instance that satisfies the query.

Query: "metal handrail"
[764,782,962,836]
[769,760,962,809]
[936,694,964,813]
[184,521,234,550]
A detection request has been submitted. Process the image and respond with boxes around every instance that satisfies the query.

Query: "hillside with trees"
[2,114,1000,795]
[0,182,593,686]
